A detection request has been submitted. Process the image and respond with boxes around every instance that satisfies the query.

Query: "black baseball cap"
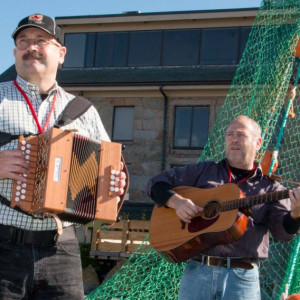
[12,14,62,44]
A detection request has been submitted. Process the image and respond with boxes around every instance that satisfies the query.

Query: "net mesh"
[86,0,300,299]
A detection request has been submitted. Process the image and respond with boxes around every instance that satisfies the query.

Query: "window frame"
[112,106,135,142]
[173,106,210,150]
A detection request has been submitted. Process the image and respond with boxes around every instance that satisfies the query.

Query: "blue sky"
[0,0,261,73]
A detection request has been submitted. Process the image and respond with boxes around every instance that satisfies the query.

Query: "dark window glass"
[174,106,209,149]
[128,31,162,66]
[63,27,250,68]
[113,107,135,141]
[95,32,129,67]
[163,29,200,66]
[63,33,87,68]
[239,27,251,60]
[85,33,96,67]
[200,28,239,65]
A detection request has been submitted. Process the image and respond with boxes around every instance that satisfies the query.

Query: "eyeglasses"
[15,38,60,50]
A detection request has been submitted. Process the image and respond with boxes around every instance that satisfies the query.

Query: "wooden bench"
[89,220,150,260]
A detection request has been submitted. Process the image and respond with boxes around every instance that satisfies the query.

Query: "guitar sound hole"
[203,201,222,219]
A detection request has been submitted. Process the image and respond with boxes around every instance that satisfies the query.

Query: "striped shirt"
[0,75,110,231]
[146,159,295,258]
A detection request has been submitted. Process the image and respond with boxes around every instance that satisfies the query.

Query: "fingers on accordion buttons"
[110,169,121,193]
[21,141,31,161]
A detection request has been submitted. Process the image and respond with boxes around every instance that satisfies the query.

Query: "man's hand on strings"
[0,150,28,182]
[166,193,203,223]
[289,187,300,220]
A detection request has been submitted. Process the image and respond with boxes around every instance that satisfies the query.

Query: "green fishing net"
[86,0,300,298]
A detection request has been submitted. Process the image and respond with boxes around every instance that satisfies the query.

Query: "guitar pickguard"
[187,215,220,233]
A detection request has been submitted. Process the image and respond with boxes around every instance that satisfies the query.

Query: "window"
[162,29,200,66]
[63,33,87,68]
[128,31,162,66]
[174,106,209,149]
[63,27,251,68]
[112,107,135,141]
[239,27,251,59]
[63,33,96,68]
[95,32,129,67]
[200,28,239,65]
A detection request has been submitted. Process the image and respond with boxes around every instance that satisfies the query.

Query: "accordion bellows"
[11,128,128,224]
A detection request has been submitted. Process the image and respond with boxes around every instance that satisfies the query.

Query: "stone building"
[0,8,258,217]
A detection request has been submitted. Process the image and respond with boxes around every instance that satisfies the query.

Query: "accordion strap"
[0,194,32,215]
[1,194,63,234]
[54,96,92,128]
[44,213,63,235]
[0,194,11,207]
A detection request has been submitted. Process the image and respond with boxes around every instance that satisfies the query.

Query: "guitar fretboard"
[221,190,290,211]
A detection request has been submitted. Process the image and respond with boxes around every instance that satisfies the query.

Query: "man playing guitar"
[146,115,300,300]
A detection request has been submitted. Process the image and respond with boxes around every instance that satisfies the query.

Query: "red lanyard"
[14,79,57,134]
[228,164,255,184]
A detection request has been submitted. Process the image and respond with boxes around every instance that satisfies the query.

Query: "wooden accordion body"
[11,128,128,224]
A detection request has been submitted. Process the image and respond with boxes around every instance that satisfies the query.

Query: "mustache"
[22,52,43,60]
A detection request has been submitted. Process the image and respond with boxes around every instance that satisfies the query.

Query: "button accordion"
[10,128,129,224]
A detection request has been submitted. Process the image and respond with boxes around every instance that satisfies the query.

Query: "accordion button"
[15,197,20,202]
[21,146,26,151]
[21,195,25,200]
[111,170,116,175]
[110,181,115,186]
[16,192,20,196]
[21,141,26,145]
[110,186,115,192]
[22,183,27,188]
[114,187,119,192]
[111,175,115,180]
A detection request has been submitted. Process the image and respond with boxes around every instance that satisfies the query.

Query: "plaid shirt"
[0,75,110,231]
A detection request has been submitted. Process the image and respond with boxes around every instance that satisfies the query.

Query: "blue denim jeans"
[0,231,84,299]
[178,259,261,300]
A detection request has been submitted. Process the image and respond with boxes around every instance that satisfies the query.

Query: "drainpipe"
[159,86,168,171]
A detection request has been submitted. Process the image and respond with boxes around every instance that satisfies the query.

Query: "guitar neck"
[222,189,290,211]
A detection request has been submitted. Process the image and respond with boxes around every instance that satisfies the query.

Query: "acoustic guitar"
[149,184,289,263]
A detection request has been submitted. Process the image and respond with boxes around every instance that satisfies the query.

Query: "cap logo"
[29,14,43,24]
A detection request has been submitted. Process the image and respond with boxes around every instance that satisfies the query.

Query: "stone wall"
[88,93,225,204]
